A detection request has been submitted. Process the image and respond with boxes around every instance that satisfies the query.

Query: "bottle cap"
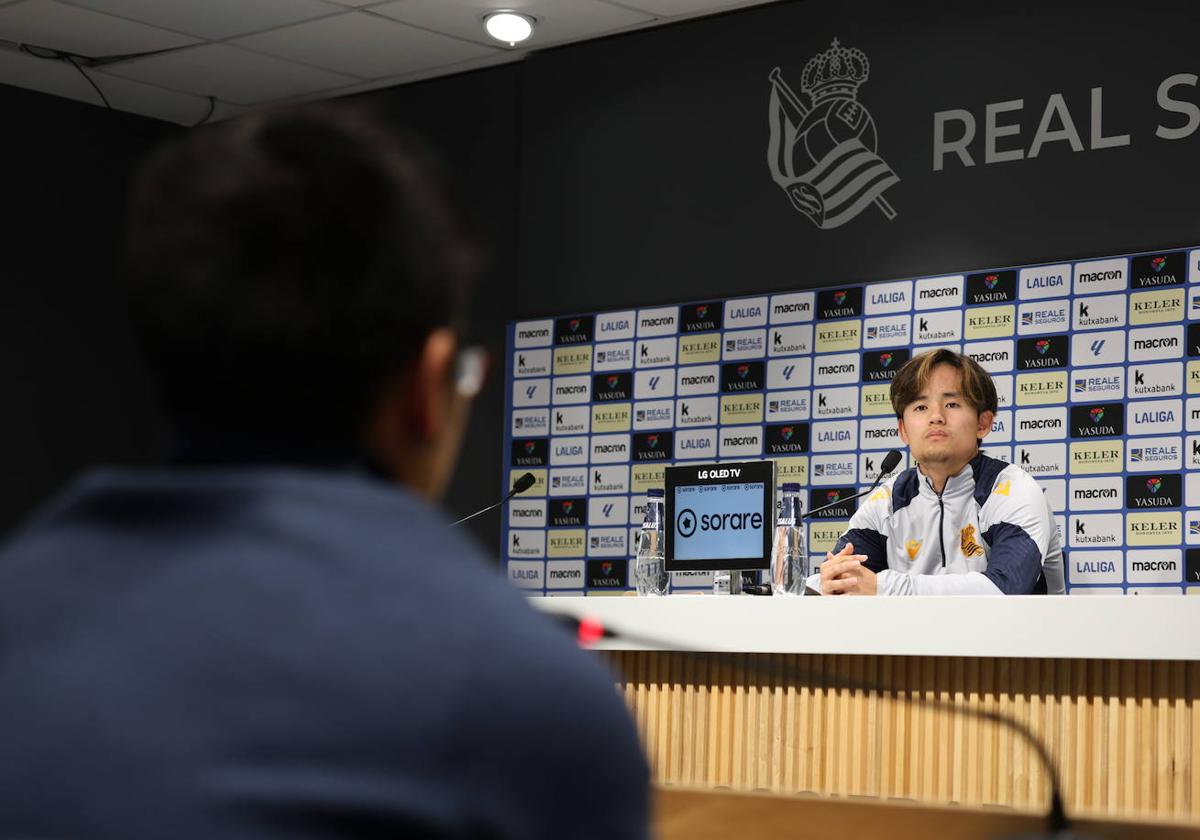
[646,488,664,498]
[781,482,800,492]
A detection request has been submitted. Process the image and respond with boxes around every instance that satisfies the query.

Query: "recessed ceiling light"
[483,11,535,47]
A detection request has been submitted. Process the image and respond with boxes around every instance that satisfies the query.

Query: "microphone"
[451,472,536,527]
[800,449,902,520]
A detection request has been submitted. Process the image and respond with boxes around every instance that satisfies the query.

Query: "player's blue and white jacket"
[819,452,1065,596]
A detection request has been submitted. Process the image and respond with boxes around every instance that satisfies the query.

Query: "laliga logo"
[767,38,899,229]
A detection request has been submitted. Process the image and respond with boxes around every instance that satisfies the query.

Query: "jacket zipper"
[928,478,946,567]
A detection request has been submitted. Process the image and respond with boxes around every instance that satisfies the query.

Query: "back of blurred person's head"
[123,104,483,498]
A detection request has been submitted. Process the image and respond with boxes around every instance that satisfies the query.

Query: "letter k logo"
[774,331,782,346]
[640,344,649,358]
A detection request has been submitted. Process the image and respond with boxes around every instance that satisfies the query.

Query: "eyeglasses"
[454,345,489,398]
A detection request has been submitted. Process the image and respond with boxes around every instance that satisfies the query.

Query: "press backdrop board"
[502,245,1200,596]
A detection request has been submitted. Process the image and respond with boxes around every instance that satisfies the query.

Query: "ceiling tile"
[0,0,198,57]
[370,0,654,49]
[59,0,340,40]
[233,11,498,80]
[0,46,217,123]
[100,43,358,105]
[616,0,770,16]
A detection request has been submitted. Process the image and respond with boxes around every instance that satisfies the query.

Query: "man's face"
[897,363,993,471]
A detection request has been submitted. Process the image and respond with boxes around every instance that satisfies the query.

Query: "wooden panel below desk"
[605,652,1200,823]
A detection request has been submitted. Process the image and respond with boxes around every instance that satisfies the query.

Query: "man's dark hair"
[123,104,481,455]
[889,348,999,419]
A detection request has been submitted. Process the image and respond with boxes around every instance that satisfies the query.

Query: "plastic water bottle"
[634,489,668,596]
[770,482,806,596]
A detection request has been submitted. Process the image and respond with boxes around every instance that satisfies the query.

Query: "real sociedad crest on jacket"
[767,39,899,230]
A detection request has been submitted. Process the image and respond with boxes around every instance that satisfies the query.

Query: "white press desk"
[534,596,1200,823]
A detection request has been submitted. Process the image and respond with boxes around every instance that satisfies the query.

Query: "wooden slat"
[604,651,1200,821]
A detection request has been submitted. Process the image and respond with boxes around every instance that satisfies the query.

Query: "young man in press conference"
[818,349,1065,596]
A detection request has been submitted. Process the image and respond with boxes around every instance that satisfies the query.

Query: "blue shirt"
[0,467,649,839]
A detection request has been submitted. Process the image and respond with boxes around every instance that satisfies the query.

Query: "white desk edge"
[532,595,1199,660]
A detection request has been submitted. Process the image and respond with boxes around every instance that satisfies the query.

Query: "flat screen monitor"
[664,460,776,572]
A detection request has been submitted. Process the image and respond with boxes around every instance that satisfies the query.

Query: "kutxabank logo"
[767,38,899,230]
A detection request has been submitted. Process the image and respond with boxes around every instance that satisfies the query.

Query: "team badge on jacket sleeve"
[960,525,985,557]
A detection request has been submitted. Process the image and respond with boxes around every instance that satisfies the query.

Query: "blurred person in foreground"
[0,104,648,839]
[816,349,1065,596]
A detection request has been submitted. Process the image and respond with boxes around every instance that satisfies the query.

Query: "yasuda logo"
[646,434,660,449]
[568,318,581,332]
[879,352,893,368]
[524,442,536,455]
[1147,477,1162,494]
[825,489,841,504]
[737,364,751,379]
[984,274,1000,290]
[1036,339,1050,355]
[600,561,614,575]
[833,290,847,305]
[696,305,708,319]
[781,426,794,441]
[606,375,619,389]
[1090,407,1105,424]
[1152,256,1167,273]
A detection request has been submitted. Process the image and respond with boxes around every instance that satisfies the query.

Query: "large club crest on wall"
[768,38,899,229]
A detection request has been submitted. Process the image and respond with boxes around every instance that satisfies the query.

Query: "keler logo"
[767,38,899,229]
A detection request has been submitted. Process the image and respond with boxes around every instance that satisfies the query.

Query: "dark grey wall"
[0,84,172,535]
[356,65,523,548]
[517,0,1200,315]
